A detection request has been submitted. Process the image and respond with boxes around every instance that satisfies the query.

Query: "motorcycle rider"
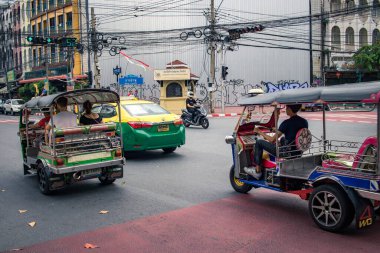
[186,91,198,123]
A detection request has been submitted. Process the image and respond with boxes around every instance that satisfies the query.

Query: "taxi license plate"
[82,168,102,176]
[158,124,169,132]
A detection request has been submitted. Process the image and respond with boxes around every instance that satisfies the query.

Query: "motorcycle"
[181,103,209,129]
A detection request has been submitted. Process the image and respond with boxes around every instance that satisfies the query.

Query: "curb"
[208,113,240,118]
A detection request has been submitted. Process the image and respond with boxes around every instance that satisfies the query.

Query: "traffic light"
[227,25,265,40]
[222,66,229,80]
[25,36,77,47]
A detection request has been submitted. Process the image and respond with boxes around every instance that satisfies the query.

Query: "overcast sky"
[87,0,310,87]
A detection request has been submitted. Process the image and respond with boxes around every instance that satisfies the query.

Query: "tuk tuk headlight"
[225,135,235,145]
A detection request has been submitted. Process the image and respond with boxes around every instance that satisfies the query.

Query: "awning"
[19,74,88,85]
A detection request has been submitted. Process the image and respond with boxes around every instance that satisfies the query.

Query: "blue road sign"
[119,74,144,86]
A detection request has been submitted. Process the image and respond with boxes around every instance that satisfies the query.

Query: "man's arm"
[254,127,283,143]
[44,124,51,144]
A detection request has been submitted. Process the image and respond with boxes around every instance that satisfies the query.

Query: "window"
[359,0,369,22]
[331,26,341,50]
[373,29,380,44]
[50,17,55,34]
[166,82,182,97]
[345,27,355,50]
[373,0,380,17]
[58,15,64,32]
[51,45,56,63]
[331,0,341,12]
[66,12,72,30]
[38,47,42,66]
[122,103,170,117]
[49,0,55,9]
[359,28,368,47]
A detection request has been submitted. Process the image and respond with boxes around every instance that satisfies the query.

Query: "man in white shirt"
[45,97,77,144]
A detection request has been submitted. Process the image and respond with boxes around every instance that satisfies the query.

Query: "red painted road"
[5,190,379,253]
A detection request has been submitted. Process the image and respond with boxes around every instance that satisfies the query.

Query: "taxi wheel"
[229,165,253,194]
[163,147,177,153]
[37,163,52,195]
[309,185,354,232]
[98,176,116,185]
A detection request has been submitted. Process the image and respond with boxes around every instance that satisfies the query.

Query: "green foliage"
[353,43,380,71]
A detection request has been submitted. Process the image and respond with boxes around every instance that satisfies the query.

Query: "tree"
[353,43,380,71]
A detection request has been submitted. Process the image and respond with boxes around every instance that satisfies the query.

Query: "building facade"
[20,0,86,91]
[312,0,380,85]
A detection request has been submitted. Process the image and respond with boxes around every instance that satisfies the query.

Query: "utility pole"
[85,0,92,87]
[209,0,216,113]
[309,0,313,87]
[44,48,49,94]
[91,7,100,88]
[320,0,326,86]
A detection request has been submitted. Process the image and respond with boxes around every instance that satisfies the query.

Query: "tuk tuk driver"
[244,104,308,179]
[29,108,51,129]
[45,97,77,144]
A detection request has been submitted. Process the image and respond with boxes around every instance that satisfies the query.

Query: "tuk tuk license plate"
[82,168,102,176]
[158,124,169,132]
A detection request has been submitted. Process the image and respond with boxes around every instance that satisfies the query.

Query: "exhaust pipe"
[73,171,82,180]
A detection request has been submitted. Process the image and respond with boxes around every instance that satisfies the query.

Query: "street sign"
[113,67,121,76]
[119,74,144,86]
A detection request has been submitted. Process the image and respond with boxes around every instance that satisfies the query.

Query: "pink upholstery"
[322,136,378,170]
[352,136,378,168]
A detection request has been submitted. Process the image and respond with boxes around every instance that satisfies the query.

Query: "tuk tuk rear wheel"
[98,176,116,185]
[229,165,253,194]
[309,185,354,232]
[37,163,52,195]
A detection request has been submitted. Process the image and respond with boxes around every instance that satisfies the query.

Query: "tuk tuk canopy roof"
[23,89,120,109]
[238,82,380,106]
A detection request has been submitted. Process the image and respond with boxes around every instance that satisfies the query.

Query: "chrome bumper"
[356,189,380,201]
[49,159,125,174]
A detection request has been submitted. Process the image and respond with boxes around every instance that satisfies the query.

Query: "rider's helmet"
[187,91,194,97]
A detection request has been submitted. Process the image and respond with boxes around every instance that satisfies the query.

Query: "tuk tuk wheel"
[229,165,253,194]
[37,163,52,195]
[98,176,116,185]
[309,185,354,232]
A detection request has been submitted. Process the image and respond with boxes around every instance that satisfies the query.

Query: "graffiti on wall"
[262,80,310,93]
[109,79,310,107]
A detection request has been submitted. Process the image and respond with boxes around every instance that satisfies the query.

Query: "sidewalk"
[209,106,244,117]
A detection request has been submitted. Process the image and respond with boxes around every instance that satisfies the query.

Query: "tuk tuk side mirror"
[225,135,236,145]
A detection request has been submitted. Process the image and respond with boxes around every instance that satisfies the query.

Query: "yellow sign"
[154,69,190,81]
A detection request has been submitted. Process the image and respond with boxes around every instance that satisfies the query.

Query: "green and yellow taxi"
[97,97,185,153]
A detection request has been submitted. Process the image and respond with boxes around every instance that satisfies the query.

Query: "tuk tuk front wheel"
[308,185,354,232]
[37,163,52,195]
[229,165,253,194]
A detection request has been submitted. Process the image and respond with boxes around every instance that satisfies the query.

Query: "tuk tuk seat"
[322,136,378,171]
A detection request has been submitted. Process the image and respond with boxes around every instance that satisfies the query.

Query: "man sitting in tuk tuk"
[29,108,51,129]
[245,104,308,179]
[45,97,77,144]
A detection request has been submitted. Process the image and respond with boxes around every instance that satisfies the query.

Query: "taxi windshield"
[123,103,170,116]
[12,99,25,105]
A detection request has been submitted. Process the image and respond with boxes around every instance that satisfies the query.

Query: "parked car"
[96,97,185,154]
[0,100,5,114]
[4,99,25,115]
